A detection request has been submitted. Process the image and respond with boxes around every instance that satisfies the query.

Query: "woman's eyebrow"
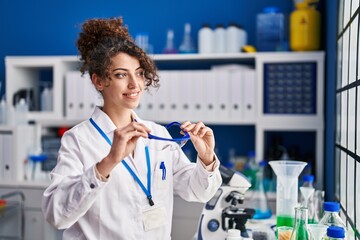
[112,66,142,72]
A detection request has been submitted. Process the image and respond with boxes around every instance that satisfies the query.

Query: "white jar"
[226,229,242,240]
[226,23,247,53]
[0,97,7,125]
[198,23,214,54]
[214,24,226,53]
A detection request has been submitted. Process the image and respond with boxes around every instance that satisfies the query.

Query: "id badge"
[142,203,167,231]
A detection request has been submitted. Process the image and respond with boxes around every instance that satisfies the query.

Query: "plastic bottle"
[14,98,28,125]
[214,24,226,53]
[290,206,311,240]
[226,229,242,240]
[226,23,241,53]
[0,96,7,125]
[299,174,315,223]
[163,29,178,54]
[319,202,347,237]
[198,23,214,54]
[238,25,248,51]
[179,23,196,54]
[327,226,345,240]
[40,84,53,111]
[249,160,272,219]
[290,0,321,51]
[256,6,286,51]
[243,150,257,189]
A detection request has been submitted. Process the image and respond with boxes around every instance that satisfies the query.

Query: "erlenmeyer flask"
[249,160,272,219]
[290,206,311,240]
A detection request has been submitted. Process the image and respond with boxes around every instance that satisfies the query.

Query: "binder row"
[136,68,256,123]
[65,71,103,120]
[64,68,256,124]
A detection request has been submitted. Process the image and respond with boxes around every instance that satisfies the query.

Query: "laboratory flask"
[249,160,272,219]
[290,206,311,240]
[269,160,307,227]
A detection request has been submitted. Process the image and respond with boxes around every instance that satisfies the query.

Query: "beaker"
[269,160,307,227]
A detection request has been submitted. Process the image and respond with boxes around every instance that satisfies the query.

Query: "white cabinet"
[0,184,62,240]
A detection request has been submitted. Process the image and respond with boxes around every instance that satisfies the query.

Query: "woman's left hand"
[181,121,215,165]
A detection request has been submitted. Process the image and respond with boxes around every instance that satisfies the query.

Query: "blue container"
[256,7,286,51]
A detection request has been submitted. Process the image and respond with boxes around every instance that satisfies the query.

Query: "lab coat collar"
[90,106,146,134]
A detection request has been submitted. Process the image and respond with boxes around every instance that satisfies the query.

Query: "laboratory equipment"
[290,0,320,51]
[326,226,345,240]
[269,160,307,227]
[308,223,327,240]
[179,23,196,53]
[290,206,311,240]
[248,160,272,219]
[14,98,28,125]
[0,96,7,125]
[163,29,178,54]
[196,165,255,239]
[277,226,293,240]
[198,24,214,54]
[214,24,226,53]
[318,202,347,236]
[226,229,242,240]
[256,6,286,51]
[313,190,325,223]
[299,174,315,223]
[40,82,53,111]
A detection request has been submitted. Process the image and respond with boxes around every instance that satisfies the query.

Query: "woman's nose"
[127,74,138,89]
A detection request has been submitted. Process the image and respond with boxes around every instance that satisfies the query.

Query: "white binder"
[242,69,256,121]
[2,133,13,181]
[65,71,79,120]
[214,69,230,122]
[229,69,244,121]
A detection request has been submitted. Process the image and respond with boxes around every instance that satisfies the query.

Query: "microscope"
[196,165,255,240]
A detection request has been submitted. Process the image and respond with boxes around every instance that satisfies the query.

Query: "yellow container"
[290,2,321,51]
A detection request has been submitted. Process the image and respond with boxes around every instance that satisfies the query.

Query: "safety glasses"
[145,121,190,151]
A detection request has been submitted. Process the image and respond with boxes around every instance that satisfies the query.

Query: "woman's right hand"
[108,122,151,163]
[96,122,151,178]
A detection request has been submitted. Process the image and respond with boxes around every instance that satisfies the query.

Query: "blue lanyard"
[89,118,154,206]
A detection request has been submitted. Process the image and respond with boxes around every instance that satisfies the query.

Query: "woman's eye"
[116,72,127,78]
[136,71,145,78]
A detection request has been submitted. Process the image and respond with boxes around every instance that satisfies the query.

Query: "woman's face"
[101,52,145,111]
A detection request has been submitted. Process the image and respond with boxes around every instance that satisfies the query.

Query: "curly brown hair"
[76,17,159,89]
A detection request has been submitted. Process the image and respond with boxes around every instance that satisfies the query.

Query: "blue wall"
[0,0,295,97]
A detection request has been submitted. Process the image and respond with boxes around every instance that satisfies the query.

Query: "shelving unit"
[4,52,325,187]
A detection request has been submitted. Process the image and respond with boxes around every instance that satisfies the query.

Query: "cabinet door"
[25,209,44,240]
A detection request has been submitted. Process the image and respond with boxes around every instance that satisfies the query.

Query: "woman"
[42,17,222,240]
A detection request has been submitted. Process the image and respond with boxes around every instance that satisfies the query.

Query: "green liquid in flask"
[277,215,295,227]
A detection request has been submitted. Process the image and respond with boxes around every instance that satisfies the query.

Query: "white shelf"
[4,52,325,188]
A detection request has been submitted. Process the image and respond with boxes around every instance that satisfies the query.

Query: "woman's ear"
[91,73,104,91]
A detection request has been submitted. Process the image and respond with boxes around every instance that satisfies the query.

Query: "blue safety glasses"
[145,121,190,151]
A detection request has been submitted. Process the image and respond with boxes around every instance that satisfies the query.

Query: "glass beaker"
[269,160,307,227]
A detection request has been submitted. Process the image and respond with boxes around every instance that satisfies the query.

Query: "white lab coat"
[42,107,222,240]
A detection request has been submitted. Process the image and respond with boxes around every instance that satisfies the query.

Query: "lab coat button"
[90,183,95,189]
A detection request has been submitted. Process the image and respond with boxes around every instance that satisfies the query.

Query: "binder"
[242,69,256,121]
[65,71,79,120]
[156,71,170,122]
[190,71,206,122]
[167,71,180,121]
[229,69,244,121]
[203,71,217,122]
[213,69,230,122]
